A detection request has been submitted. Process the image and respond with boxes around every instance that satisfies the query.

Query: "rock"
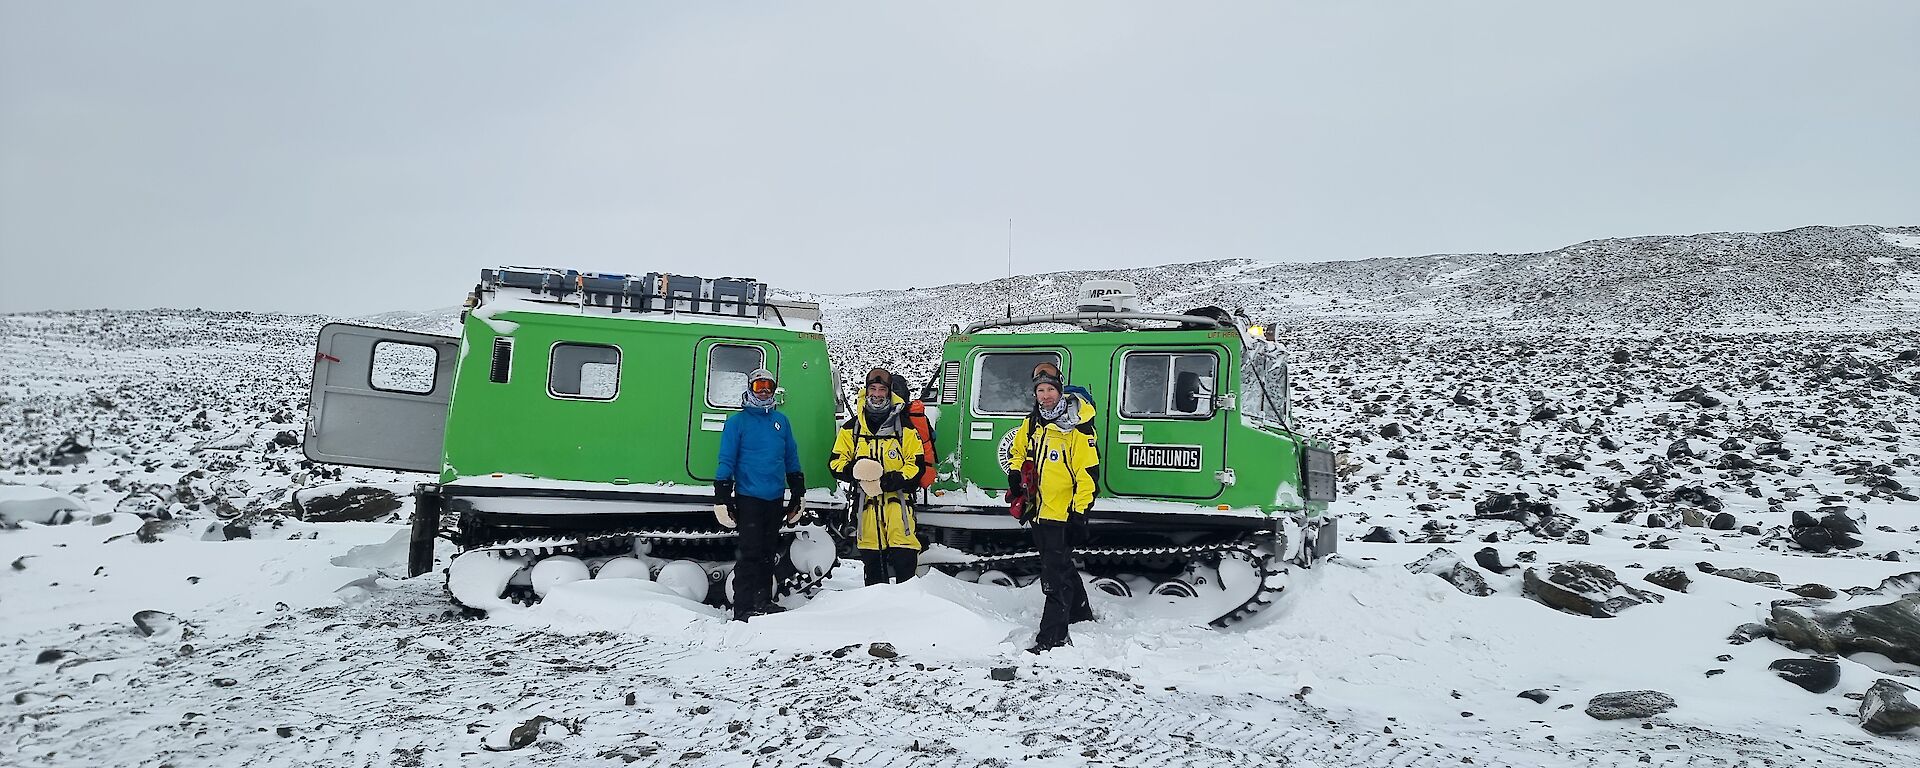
[1585,690,1676,720]
[1740,525,1763,536]
[1666,439,1699,460]
[1768,658,1840,694]
[1644,513,1669,529]
[132,610,181,638]
[1451,391,1479,406]
[1821,512,1860,534]
[1530,513,1578,539]
[1713,567,1780,585]
[990,667,1017,682]
[1644,567,1690,592]
[1528,404,1561,422]
[1671,486,1724,513]
[221,522,252,540]
[1769,592,1920,665]
[1727,622,1772,645]
[1709,513,1736,531]
[1379,422,1405,439]
[1669,385,1722,408]
[1789,583,1837,600]
[1610,348,1631,364]
[1518,689,1551,704]
[1473,547,1514,574]
[867,642,898,659]
[271,431,300,448]
[1680,508,1706,528]
[1361,526,1400,543]
[482,715,553,752]
[1547,454,1584,471]
[1386,447,1410,460]
[1861,679,1920,734]
[293,485,403,523]
[1566,530,1590,545]
[1405,548,1495,597]
[1523,562,1664,618]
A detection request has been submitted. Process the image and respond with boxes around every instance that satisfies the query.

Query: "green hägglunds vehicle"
[908,280,1339,626]
[303,267,842,613]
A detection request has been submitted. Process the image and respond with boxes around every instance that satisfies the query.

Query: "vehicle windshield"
[1240,338,1291,428]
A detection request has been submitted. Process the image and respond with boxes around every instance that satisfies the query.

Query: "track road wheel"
[655,560,708,602]
[977,569,1017,588]
[1089,576,1132,598]
[1148,578,1199,598]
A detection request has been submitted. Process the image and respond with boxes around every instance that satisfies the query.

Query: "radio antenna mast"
[1005,218,1014,320]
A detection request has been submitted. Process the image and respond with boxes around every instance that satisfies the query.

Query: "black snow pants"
[732,495,784,621]
[1032,514,1093,648]
[860,548,919,586]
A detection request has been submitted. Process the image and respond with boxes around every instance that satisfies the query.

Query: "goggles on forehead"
[750,378,776,394]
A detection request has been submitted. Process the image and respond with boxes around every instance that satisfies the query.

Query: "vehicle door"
[686,338,779,481]
[305,323,459,473]
[961,348,1067,493]
[1104,345,1230,500]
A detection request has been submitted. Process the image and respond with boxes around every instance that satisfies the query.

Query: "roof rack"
[960,311,1232,335]
[480,267,774,317]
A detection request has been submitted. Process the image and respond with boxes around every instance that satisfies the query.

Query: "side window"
[549,343,620,400]
[1121,352,1218,419]
[370,341,438,394]
[972,352,1061,415]
[706,344,765,408]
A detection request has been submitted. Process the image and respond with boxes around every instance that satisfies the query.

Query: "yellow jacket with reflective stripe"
[829,394,926,485]
[1008,396,1099,522]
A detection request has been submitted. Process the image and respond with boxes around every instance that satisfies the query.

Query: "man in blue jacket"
[713,367,806,622]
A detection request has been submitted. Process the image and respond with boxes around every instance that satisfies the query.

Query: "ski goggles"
[749,378,777,395]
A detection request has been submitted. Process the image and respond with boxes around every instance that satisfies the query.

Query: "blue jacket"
[716,405,802,501]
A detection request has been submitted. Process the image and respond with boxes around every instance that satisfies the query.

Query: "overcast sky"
[2,2,1916,316]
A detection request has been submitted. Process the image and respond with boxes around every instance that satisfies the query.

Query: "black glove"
[1017,504,1038,524]
[785,472,807,509]
[880,472,910,493]
[1005,470,1024,501]
[713,479,735,505]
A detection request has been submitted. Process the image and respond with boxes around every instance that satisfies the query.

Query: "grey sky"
[3,2,1916,316]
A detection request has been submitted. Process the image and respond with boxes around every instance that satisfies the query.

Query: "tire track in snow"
[3,579,1911,768]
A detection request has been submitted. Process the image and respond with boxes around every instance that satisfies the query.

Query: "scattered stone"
[1712,567,1780,585]
[1566,530,1590,545]
[867,642,898,660]
[1789,584,1838,600]
[294,485,403,523]
[1404,548,1495,597]
[1768,658,1840,694]
[1379,422,1405,439]
[1822,512,1860,535]
[271,431,300,448]
[482,715,554,752]
[1709,513,1736,531]
[1585,690,1676,720]
[990,667,1017,682]
[1644,567,1690,592]
[1769,588,1920,665]
[1518,689,1551,704]
[132,610,181,638]
[1361,526,1400,543]
[1523,562,1664,618]
[1860,679,1920,734]
[1473,547,1514,574]
[1669,385,1722,408]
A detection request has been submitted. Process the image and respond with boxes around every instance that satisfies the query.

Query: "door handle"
[700,413,727,432]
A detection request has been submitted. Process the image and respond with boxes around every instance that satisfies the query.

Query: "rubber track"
[927,537,1287,628]
[464,527,838,608]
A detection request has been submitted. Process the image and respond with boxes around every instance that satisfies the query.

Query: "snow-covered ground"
[5,225,1920,766]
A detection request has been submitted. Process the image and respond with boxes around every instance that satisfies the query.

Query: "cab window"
[1121,352,1217,419]
[706,344,765,408]
[973,352,1061,415]
[550,343,620,400]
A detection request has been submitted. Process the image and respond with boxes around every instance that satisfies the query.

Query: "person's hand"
[785,506,806,524]
[879,472,910,492]
[713,504,736,529]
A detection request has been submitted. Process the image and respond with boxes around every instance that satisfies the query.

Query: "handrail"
[960,311,1232,335]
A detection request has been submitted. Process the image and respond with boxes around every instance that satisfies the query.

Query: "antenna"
[1006,218,1014,320]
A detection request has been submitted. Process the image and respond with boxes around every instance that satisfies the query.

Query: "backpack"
[892,373,939,489]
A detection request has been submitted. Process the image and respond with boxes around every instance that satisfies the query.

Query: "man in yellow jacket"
[1007,363,1098,652]
[830,367,927,586]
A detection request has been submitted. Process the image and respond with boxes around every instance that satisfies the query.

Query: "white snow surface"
[4,224,1920,765]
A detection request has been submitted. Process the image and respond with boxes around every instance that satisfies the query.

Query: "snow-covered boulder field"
[4,225,1919,766]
